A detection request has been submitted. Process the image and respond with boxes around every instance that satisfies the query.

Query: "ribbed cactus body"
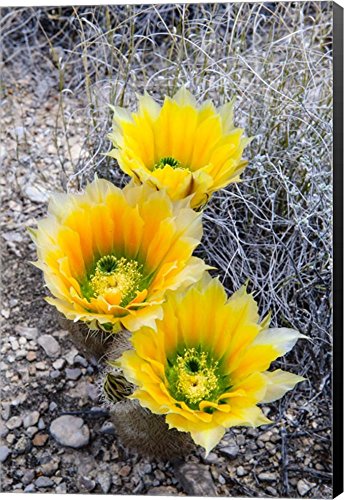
[100,334,195,459]
[109,399,195,460]
[58,316,113,361]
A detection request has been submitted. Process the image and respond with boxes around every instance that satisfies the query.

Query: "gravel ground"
[1,3,333,497]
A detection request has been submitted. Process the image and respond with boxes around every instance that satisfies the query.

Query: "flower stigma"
[167,347,220,408]
[87,255,143,307]
[153,156,183,170]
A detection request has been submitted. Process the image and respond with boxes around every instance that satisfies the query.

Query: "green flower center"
[81,254,144,307]
[166,347,225,409]
[153,156,182,170]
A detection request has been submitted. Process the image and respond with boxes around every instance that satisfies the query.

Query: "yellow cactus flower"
[117,276,306,454]
[108,87,250,209]
[30,178,209,333]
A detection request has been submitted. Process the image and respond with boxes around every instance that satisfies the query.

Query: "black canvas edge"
[333,2,344,498]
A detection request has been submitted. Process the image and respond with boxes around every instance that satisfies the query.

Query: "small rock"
[15,326,38,340]
[35,476,54,489]
[204,452,218,464]
[65,367,82,380]
[38,418,46,430]
[36,361,47,370]
[32,433,49,447]
[246,428,258,437]
[1,403,11,421]
[64,347,79,365]
[119,465,131,477]
[0,445,11,462]
[266,486,278,496]
[258,472,277,482]
[97,471,112,493]
[148,486,178,495]
[236,434,246,445]
[40,457,60,476]
[26,351,37,362]
[0,419,9,437]
[24,484,36,493]
[86,383,99,402]
[259,431,272,442]
[50,370,61,379]
[53,358,65,370]
[26,426,38,437]
[14,436,31,454]
[99,421,116,435]
[37,335,61,358]
[220,442,239,459]
[218,474,226,485]
[9,337,19,350]
[56,483,67,493]
[74,355,88,367]
[24,185,49,204]
[22,470,35,485]
[175,463,216,496]
[6,433,15,444]
[49,402,57,412]
[78,476,96,492]
[23,411,40,428]
[236,466,247,477]
[297,479,316,496]
[6,416,23,430]
[50,415,90,448]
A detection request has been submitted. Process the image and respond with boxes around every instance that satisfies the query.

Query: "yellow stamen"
[90,255,143,304]
[174,348,219,405]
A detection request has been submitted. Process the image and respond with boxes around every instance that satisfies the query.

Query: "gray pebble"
[97,471,112,493]
[236,466,247,477]
[50,370,61,379]
[37,335,61,358]
[86,383,99,402]
[56,483,67,493]
[14,436,31,454]
[220,442,239,459]
[143,463,153,474]
[6,416,22,430]
[35,476,54,488]
[38,418,46,430]
[236,434,246,445]
[1,403,11,420]
[24,484,36,493]
[22,470,35,485]
[297,479,315,496]
[25,426,38,437]
[0,445,11,462]
[23,410,40,428]
[15,326,38,340]
[148,486,178,495]
[64,347,79,365]
[53,358,65,370]
[175,463,216,496]
[49,402,57,412]
[0,419,9,438]
[50,415,90,448]
[99,421,116,435]
[40,458,60,476]
[258,472,277,482]
[65,368,82,380]
[204,452,218,464]
[78,476,96,492]
[74,355,88,367]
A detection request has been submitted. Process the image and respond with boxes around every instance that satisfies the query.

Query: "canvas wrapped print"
[1,1,342,499]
